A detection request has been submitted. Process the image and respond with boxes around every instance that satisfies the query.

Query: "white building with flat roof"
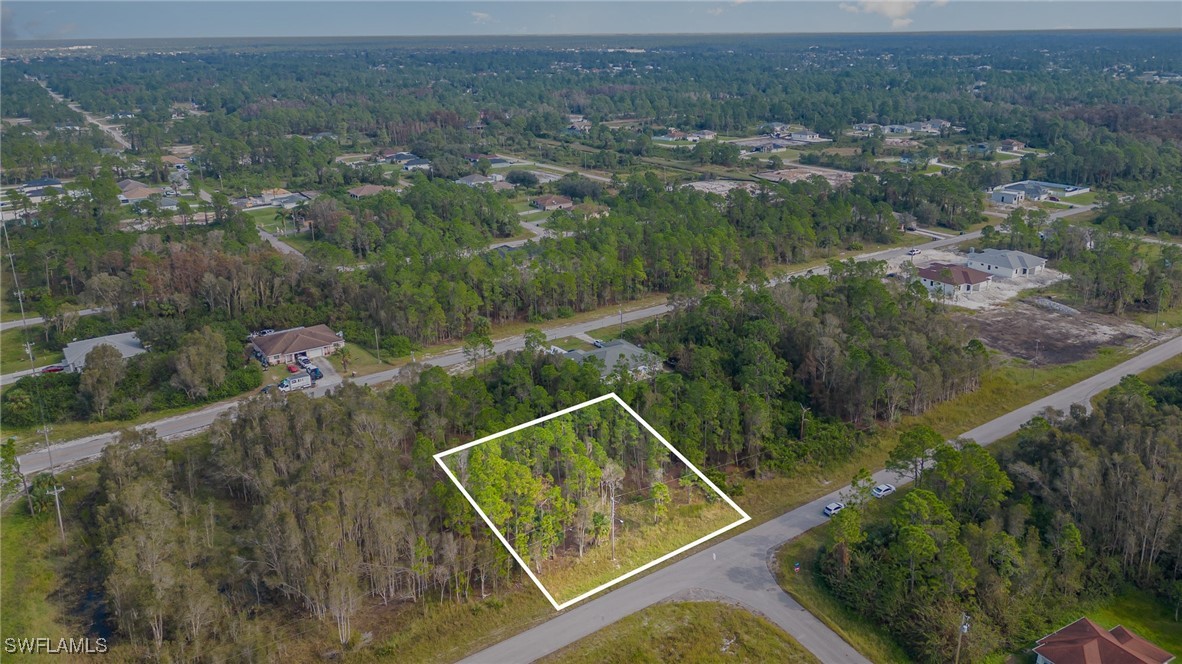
[62,332,146,372]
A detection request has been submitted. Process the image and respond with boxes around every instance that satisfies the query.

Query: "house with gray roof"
[565,339,662,378]
[966,248,1048,279]
[62,332,146,373]
[1002,181,1050,201]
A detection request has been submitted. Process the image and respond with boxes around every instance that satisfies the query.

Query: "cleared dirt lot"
[957,301,1159,365]
[887,248,1068,310]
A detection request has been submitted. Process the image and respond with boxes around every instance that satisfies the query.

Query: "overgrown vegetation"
[810,375,1182,663]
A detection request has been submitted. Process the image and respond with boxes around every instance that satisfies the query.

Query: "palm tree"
[336,346,353,374]
[273,208,291,235]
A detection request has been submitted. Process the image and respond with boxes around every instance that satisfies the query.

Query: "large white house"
[966,248,1047,278]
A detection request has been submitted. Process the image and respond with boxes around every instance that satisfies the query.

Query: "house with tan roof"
[251,325,345,365]
[1034,617,1173,664]
[532,194,574,211]
[348,184,392,199]
[120,186,163,205]
[116,178,149,193]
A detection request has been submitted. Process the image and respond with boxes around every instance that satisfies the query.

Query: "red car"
[40,365,65,374]
[286,364,300,373]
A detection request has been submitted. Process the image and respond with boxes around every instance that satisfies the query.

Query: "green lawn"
[324,342,390,377]
[1063,190,1099,205]
[538,601,821,664]
[1085,589,1182,658]
[0,468,100,649]
[0,510,69,647]
[0,326,61,375]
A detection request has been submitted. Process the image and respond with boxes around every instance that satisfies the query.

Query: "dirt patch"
[957,301,1158,365]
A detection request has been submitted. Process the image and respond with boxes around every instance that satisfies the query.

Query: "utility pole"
[610,488,617,561]
[954,613,970,664]
[47,484,66,548]
[16,460,34,516]
[374,327,381,363]
[5,224,67,553]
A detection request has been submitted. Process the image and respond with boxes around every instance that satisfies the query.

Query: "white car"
[872,484,896,499]
[907,248,922,256]
[823,501,846,517]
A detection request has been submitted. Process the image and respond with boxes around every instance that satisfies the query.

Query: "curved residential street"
[460,332,1182,664]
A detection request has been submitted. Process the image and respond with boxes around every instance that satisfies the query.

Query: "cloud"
[471,11,493,25]
[707,7,725,16]
[837,1,947,30]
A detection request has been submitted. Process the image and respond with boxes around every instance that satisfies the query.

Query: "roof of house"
[121,186,162,201]
[161,155,186,165]
[63,332,146,370]
[918,262,994,286]
[534,194,573,207]
[252,325,343,357]
[565,339,661,375]
[968,248,1047,270]
[261,187,291,197]
[404,158,431,167]
[116,178,149,193]
[1004,182,1050,198]
[1034,618,1173,664]
[348,184,390,197]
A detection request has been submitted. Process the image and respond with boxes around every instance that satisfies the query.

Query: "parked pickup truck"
[278,372,313,392]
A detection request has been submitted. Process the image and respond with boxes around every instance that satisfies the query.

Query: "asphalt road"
[460,332,1182,664]
[258,228,307,259]
[13,229,981,476]
[0,308,104,331]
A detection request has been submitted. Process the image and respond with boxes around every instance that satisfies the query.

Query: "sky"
[1,1,1179,42]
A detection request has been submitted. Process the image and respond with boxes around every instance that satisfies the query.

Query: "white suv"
[823,502,846,517]
[872,484,896,498]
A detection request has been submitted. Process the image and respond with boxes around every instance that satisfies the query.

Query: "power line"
[2,221,66,546]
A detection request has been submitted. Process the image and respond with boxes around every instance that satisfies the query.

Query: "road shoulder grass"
[536,601,821,664]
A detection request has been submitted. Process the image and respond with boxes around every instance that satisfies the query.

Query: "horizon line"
[5,26,1180,45]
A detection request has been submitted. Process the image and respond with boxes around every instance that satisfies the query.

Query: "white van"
[278,372,313,392]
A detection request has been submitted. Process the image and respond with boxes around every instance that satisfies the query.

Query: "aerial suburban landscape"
[0,1,1180,662]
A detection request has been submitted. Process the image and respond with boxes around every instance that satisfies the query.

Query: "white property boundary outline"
[433,392,752,611]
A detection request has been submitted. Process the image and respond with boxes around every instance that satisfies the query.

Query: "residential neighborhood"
[0,15,1177,664]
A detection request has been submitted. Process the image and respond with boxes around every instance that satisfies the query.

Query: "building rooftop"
[1034,617,1173,664]
[348,184,391,198]
[565,339,661,377]
[252,325,343,357]
[969,248,1047,270]
[918,262,993,286]
[62,332,146,372]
